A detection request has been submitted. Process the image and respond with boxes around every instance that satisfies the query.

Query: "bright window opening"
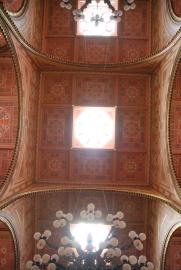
[72,106,116,149]
[77,0,118,36]
[70,223,110,251]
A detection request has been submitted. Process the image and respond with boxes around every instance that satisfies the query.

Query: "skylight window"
[77,0,118,36]
[72,106,115,149]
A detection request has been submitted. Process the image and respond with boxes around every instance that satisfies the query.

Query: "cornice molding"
[0,4,181,72]
[1,186,181,216]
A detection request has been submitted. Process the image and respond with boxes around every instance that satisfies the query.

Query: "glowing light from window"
[70,223,110,251]
[77,0,117,36]
[72,106,115,149]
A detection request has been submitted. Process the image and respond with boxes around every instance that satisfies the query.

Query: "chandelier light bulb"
[87,203,95,210]
[121,255,128,262]
[43,230,51,238]
[51,254,59,262]
[61,236,70,245]
[122,263,131,270]
[95,210,102,218]
[42,254,50,264]
[147,262,154,270]
[34,232,41,240]
[134,239,143,251]
[130,3,136,9]
[138,255,147,264]
[124,4,130,11]
[26,261,33,269]
[53,219,61,228]
[140,267,148,270]
[33,254,42,263]
[56,210,63,218]
[37,239,46,250]
[139,233,146,241]
[115,247,121,257]
[60,2,65,8]
[31,266,40,270]
[129,255,137,265]
[47,263,56,270]
[129,230,138,239]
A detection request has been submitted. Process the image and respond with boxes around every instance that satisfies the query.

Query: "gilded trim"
[1,186,181,215]
[7,0,28,18]
[167,0,181,23]
[0,212,19,270]
[0,3,181,71]
[167,47,181,198]
[0,18,23,195]
[161,222,181,270]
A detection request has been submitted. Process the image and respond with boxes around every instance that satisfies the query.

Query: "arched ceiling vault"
[0,0,181,212]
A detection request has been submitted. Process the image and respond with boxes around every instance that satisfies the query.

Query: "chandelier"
[59,0,136,25]
[26,203,154,270]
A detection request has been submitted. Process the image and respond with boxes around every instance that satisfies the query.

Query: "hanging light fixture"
[59,0,136,25]
[26,203,154,270]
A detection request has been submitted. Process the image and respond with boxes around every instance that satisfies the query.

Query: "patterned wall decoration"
[151,0,181,52]
[150,42,181,204]
[170,62,181,186]
[0,55,18,190]
[171,0,181,17]
[0,220,15,270]
[0,36,39,201]
[36,72,150,186]
[42,0,151,63]
[4,196,35,270]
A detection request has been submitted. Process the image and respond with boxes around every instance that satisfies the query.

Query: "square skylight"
[72,106,116,149]
[77,0,118,36]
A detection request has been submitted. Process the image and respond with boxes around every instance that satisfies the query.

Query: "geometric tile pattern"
[116,108,147,151]
[0,57,18,188]
[42,0,151,63]
[37,72,150,185]
[0,226,14,270]
[40,106,72,149]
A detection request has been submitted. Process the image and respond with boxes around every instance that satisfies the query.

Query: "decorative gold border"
[0,212,19,270]
[1,186,181,215]
[0,3,181,71]
[6,0,28,18]
[161,222,181,270]
[167,47,181,198]
[0,18,23,195]
[167,0,181,23]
